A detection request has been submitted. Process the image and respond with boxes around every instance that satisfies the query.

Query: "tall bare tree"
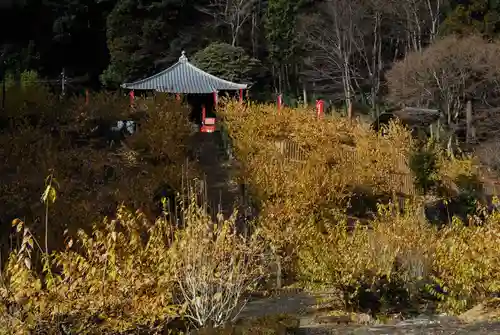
[196,0,257,46]
[387,35,500,152]
[384,0,445,53]
[300,0,364,118]
[350,0,385,108]
[299,0,446,114]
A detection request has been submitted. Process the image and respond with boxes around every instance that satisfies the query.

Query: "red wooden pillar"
[85,89,89,105]
[201,105,206,124]
[239,89,243,103]
[277,94,283,112]
[213,91,218,107]
[316,99,324,119]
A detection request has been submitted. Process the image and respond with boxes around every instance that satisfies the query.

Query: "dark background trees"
[2,0,500,113]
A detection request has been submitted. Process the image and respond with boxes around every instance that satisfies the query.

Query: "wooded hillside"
[2,0,499,101]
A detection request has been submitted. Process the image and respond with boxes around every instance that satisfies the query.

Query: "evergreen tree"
[101,0,191,88]
[441,0,500,36]
[264,0,306,94]
[192,42,263,83]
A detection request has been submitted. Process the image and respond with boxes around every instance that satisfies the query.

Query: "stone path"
[238,292,500,334]
[190,130,250,228]
[296,320,500,334]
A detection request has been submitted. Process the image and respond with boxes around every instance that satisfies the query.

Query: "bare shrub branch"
[195,0,257,46]
[387,35,500,127]
[170,200,267,328]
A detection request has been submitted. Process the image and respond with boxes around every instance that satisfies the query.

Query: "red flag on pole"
[316,99,324,119]
[129,90,135,106]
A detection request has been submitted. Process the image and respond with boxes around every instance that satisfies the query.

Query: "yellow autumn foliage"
[1,196,267,334]
[219,100,500,314]
[0,91,197,253]
[1,207,179,334]
[1,93,499,335]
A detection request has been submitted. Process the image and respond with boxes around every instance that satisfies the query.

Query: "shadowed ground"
[240,291,500,334]
[190,130,253,230]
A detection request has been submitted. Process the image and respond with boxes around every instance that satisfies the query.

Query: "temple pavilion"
[121,51,247,130]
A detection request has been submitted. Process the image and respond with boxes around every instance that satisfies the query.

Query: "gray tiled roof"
[121,51,248,93]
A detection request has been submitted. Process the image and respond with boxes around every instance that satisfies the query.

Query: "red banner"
[316,99,324,119]
[129,90,135,106]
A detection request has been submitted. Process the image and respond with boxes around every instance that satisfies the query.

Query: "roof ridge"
[121,52,248,93]
[184,61,248,89]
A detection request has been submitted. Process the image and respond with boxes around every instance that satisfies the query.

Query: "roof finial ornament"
[179,50,187,62]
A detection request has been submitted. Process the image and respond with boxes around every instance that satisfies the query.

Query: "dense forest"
[1,0,499,102]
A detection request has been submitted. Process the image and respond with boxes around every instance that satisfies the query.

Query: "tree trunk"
[285,64,290,93]
[466,100,472,145]
[251,12,257,57]
[275,254,282,289]
[343,57,353,120]
[303,83,308,106]
[1,61,5,110]
[278,66,283,94]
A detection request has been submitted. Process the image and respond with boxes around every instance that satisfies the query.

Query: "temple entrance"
[187,90,242,125]
[187,94,216,125]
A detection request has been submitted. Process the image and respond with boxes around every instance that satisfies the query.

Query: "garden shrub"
[218,100,417,287]
[297,201,436,313]
[431,206,500,313]
[0,93,198,258]
[170,200,268,328]
[1,208,179,334]
[1,194,266,334]
[409,141,440,195]
[0,71,66,126]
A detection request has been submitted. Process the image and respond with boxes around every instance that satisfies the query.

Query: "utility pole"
[61,68,66,98]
